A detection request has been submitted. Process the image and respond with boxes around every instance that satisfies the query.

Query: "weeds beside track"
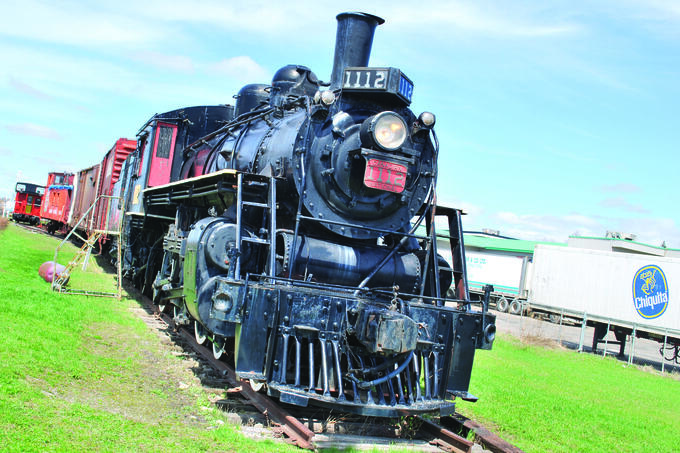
[0,224,296,452]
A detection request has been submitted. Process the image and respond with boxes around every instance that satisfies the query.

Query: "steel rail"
[129,282,520,452]
[152,307,316,450]
[415,416,473,453]
[440,414,525,453]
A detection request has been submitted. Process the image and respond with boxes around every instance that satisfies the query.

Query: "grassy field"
[0,223,296,452]
[2,221,679,452]
[457,335,680,452]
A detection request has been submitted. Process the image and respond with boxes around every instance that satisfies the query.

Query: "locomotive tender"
[109,12,497,416]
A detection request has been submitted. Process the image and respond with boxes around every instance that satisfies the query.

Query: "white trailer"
[465,250,531,314]
[528,244,680,362]
[438,233,543,315]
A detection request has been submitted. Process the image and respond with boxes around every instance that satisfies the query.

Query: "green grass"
[4,222,679,452]
[0,224,297,452]
[458,335,680,452]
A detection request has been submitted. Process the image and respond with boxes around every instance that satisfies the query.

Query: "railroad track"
[15,222,48,235]
[126,285,523,452]
[15,222,67,239]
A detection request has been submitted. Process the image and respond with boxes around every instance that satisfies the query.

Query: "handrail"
[51,194,123,299]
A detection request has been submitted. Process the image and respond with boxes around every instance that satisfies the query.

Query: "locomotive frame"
[47,11,496,417]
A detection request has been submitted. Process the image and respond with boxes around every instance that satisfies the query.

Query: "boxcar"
[69,164,101,231]
[94,138,136,234]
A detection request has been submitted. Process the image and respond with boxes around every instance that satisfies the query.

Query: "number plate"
[343,69,388,90]
[363,159,407,193]
[342,67,414,105]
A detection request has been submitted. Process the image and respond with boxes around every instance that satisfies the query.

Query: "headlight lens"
[361,112,407,151]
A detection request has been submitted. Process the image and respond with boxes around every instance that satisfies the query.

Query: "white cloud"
[387,1,581,38]
[544,146,599,164]
[134,51,195,73]
[617,216,680,247]
[599,183,641,193]
[211,56,270,83]
[599,197,649,214]
[4,123,63,140]
[0,0,162,48]
[614,0,680,38]
[0,43,139,104]
[482,211,601,242]
[464,208,680,248]
[8,77,53,100]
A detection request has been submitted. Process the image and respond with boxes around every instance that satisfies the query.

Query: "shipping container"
[528,244,680,355]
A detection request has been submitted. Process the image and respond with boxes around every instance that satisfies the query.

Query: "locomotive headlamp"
[418,111,436,128]
[360,111,407,151]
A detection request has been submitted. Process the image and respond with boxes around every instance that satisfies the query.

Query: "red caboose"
[12,182,45,225]
[40,172,75,234]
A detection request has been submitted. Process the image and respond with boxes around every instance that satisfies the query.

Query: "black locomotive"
[116,12,495,416]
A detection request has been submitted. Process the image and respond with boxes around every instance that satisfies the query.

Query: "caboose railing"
[51,194,123,299]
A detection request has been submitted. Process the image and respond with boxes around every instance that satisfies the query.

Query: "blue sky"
[1,0,678,246]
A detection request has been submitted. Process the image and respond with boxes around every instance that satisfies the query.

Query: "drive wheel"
[212,337,225,360]
[195,321,207,345]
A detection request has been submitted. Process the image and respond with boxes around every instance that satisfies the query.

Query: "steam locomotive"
[68,12,496,416]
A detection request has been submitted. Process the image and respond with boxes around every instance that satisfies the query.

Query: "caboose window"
[156,126,173,159]
[27,196,33,204]
[55,175,64,185]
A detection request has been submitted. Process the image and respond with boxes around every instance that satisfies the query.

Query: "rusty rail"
[416,416,473,453]
[136,291,522,452]
[441,414,525,453]
[155,309,316,450]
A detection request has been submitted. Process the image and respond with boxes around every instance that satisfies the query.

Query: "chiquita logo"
[632,265,669,319]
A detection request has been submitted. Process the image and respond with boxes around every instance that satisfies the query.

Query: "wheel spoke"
[195,321,207,345]
[213,338,224,360]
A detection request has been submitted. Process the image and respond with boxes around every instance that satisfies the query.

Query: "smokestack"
[330,12,384,90]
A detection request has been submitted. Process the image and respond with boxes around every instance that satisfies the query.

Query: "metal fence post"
[558,309,564,346]
[603,321,610,358]
[662,330,668,373]
[578,312,588,353]
[628,325,637,366]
